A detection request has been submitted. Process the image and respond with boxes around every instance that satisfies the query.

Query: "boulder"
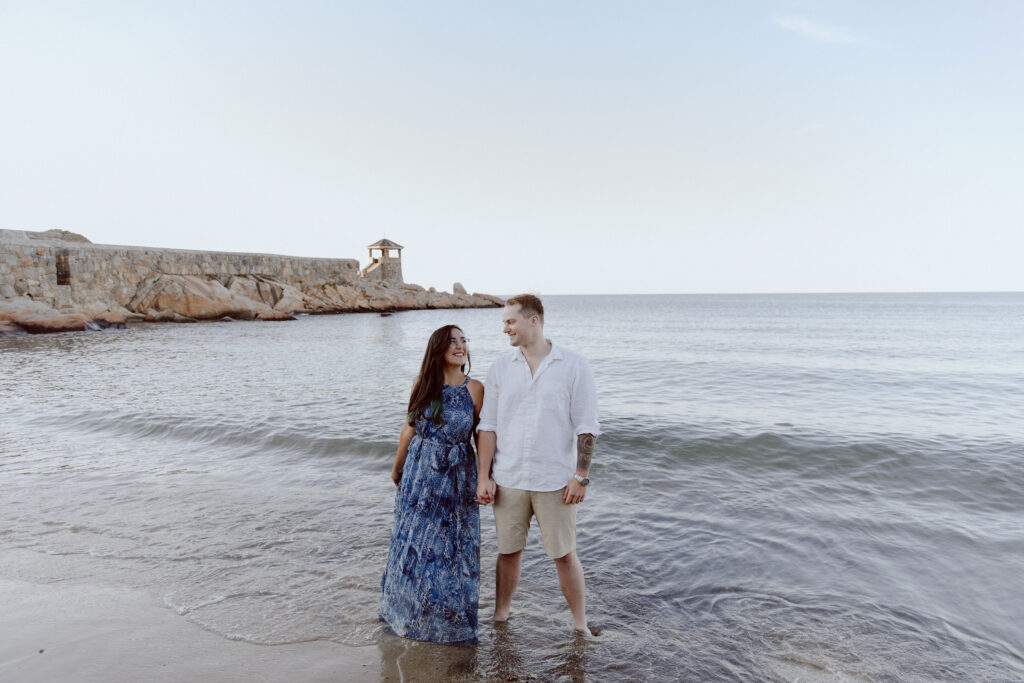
[11,312,90,334]
[0,298,131,334]
[0,299,89,334]
[91,310,127,329]
[129,274,289,321]
[428,294,454,309]
[81,303,140,324]
[227,276,284,308]
[452,282,467,295]
[272,282,329,313]
[130,275,233,319]
[143,309,198,323]
[333,279,403,312]
[472,293,505,306]
[0,298,55,321]
[312,284,370,311]
[392,290,427,310]
[225,275,335,314]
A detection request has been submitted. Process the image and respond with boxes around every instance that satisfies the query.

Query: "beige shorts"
[493,486,577,559]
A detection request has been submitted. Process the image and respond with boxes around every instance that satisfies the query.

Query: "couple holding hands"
[379,294,600,645]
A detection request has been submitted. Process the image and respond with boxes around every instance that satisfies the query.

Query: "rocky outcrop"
[129,274,293,322]
[0,298,129,334]
[0,230,503,335]
[11,312,91,334]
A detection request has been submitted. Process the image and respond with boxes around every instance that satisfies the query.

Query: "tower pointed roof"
[368,238,403,249]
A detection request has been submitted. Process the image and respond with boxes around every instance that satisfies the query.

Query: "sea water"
[2,293,1022,680]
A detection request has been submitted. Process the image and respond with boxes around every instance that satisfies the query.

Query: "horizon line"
[529,290,1024,297]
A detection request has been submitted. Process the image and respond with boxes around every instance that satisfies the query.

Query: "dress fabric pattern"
[380,379,480,645]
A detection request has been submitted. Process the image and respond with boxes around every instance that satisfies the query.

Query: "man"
[476,293,600,633]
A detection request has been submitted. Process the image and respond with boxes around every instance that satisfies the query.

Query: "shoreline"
[0,575,380,682]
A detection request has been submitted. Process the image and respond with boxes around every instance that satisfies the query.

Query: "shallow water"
[2,293,1023,680]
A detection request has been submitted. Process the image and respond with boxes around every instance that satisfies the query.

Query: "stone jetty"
[0,230,503,335]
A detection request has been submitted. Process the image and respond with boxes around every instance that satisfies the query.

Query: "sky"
[2,1,1022,295]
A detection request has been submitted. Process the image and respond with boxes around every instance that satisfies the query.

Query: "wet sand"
[0,576,379,682]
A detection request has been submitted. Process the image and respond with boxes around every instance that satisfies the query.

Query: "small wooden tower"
[360,238,404,284]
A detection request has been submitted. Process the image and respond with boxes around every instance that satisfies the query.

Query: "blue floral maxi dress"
[380,379,480,645]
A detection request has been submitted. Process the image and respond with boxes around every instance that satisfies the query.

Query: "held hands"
[563,478,587,505]
[475,477,496,505]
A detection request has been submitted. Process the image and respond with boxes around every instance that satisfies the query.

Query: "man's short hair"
[506,294,544,322]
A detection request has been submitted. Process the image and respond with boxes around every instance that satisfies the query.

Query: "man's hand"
[476,477,497,505]
[563,478,586,504]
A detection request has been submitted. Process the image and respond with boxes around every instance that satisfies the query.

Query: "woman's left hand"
[391,468,402,488]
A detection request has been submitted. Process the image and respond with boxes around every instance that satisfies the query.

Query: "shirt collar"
[512,339,562,362]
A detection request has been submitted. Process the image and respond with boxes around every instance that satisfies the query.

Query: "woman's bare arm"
[391,422,415,488]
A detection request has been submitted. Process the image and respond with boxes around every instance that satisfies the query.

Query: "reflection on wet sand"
[377,631,477,682]
[547,631,588,682]
[482,621,525,681]
[376,620,592,681]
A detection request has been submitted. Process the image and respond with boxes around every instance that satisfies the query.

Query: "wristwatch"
[573,474,590,487]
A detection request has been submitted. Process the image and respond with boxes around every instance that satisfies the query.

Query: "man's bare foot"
[481,613,511,625]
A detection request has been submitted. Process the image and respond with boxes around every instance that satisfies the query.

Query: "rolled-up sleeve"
[570,358,601,436]
[477,361,500,433]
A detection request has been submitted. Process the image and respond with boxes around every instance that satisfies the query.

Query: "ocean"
[2,293,1023,681]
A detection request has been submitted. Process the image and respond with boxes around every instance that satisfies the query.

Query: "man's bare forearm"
[576,433,596,475]
[478,430,496,479]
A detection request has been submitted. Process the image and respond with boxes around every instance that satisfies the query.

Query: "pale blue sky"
[2,1,1022,294]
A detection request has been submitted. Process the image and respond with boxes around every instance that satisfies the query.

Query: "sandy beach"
[0,569,379,682]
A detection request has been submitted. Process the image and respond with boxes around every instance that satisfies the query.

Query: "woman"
[380,324,484,645]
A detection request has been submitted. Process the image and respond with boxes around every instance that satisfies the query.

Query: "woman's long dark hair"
[407,324,470,425]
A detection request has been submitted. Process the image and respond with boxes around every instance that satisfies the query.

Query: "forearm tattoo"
[576,433,596,474]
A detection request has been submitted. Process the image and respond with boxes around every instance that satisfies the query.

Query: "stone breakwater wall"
[0,229,360,309]
[0,230,502,335]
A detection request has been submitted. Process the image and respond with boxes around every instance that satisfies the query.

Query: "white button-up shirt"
[477,341,600,492]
